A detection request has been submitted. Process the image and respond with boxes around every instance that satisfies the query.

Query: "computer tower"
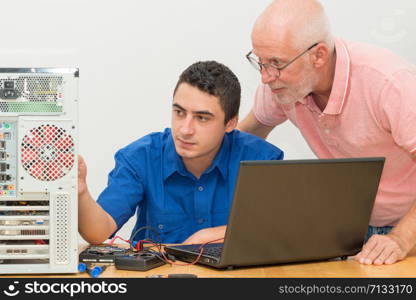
[0,68,78,273]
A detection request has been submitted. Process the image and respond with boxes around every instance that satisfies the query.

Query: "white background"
[1,0,414,240]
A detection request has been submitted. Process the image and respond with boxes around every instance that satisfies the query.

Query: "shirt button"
[197,218,204,224]
[158,224,164,230]
[325,128,330,134]
[198,186,204,192]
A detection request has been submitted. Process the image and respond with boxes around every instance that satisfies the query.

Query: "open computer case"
[0,68,78,274]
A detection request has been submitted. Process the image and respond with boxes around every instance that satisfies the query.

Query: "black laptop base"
[165,244,354,270]
[165,243,222,268]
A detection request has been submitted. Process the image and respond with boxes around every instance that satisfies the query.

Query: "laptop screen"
[219,158,384,267]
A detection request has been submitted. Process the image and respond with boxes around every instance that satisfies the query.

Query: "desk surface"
[6,247,416,278]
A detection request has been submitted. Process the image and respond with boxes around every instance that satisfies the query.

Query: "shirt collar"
[322,37,351,115]
[162,130,230,181]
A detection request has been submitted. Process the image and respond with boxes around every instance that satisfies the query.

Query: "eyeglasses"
[246,43,319,78]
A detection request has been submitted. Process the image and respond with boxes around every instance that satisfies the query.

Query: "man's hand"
[77,154,118,244]
[182,225,226,245]
[78,155,88,196]
[354,233,408,265]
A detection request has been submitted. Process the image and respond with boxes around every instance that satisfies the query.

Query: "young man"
[238,0,416,264]
[79,61,284,245]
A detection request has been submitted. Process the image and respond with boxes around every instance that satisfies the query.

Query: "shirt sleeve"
[97,150,145,232]
[272,148,284,160]
[252,83,288,127]
[260,143,284,161]
[237,130,284,161]
[379,69,416,154]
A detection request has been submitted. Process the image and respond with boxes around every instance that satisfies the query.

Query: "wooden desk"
[8,247,416,278]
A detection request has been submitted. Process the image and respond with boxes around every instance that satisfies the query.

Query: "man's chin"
[274,96,299,105]
[274,91,309,105]
[175,148,197,159]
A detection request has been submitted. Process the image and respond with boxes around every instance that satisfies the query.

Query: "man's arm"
[236,110,275,139]
[354,152,416,265]
[78,155,117,244]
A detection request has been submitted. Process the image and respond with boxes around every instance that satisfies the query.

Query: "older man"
[238,0,416,265]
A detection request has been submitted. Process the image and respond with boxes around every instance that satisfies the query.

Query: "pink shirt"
[253,38,416,227]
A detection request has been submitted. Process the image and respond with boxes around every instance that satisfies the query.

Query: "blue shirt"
[97,128,283,243]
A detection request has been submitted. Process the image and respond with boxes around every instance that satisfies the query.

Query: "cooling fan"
[21,124,75,181]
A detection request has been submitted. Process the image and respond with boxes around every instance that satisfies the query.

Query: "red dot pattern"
[21,125,75,181]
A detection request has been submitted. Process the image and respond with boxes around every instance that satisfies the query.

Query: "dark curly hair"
[173,61,241,124]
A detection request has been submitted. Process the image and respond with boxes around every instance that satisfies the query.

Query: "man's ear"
[311,43,330,69]
[225,116,239,133]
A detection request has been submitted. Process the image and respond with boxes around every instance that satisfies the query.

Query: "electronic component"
[0,68,78,274]
[0,152,6,160]
[0,80,19,100]
[4,81,14,89]
[0,162,9,172]
[115,251,166,271]
[79,245,133,263]
[0,174,11,181]
[0,89,19,100]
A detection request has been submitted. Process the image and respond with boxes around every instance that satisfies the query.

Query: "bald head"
[253,0,333,52]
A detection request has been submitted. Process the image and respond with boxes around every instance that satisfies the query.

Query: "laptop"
[164,157,385,269]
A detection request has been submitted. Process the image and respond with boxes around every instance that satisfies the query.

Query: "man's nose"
[180,116,195,135]
[261,68,276,85]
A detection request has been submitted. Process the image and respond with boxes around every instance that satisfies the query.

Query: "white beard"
[274,69,318,105]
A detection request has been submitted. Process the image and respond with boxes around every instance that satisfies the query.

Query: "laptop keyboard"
[177,243,223,258]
